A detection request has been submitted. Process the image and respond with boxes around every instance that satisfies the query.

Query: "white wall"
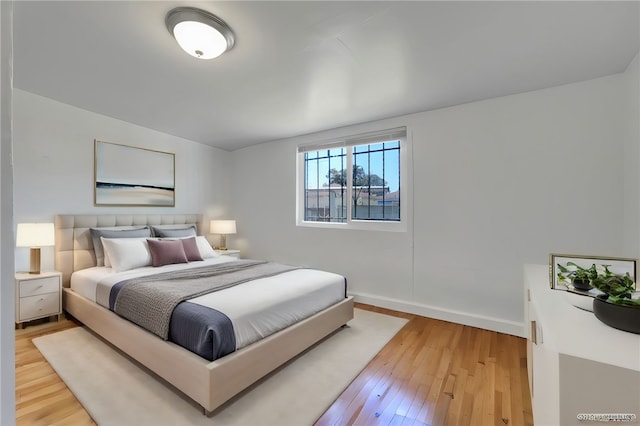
[231,73,630,336]
[623,52,640,257]
[0,2,16,424]
[12,89,232,272]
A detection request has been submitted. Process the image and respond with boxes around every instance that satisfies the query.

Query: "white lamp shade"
[173,21,228,59]
[210,220,236,235]
[16,223,55,247]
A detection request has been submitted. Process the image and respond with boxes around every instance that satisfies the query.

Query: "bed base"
[63,288,354,414]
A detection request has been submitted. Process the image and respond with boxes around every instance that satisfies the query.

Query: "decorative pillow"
[147,239,189,267]
[100,237,152,272]
[195,236,218,259]
[180,237,203,262]
[90,227,152,266]
[151,225,197,238]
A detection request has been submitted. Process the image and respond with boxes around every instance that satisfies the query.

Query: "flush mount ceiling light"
[165,7,235,60]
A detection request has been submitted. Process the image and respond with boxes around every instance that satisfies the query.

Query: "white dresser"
[15,271,62,328]
[525,264,640,425]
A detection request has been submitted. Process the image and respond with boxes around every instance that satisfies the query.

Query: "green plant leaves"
[557,261,638,307]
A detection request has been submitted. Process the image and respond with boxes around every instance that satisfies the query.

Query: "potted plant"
[589,265,637,305]
[558,263,640,334]
[556,262,597,291]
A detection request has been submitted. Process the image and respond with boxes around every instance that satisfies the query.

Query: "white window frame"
[296,127,410,232]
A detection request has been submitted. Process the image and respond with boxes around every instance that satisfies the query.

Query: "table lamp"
[210,220,236,250]
[16,223,55,274]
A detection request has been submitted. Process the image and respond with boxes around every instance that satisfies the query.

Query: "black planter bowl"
[593,296,640,334]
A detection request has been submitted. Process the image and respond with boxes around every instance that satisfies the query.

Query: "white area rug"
[33,308,407,426]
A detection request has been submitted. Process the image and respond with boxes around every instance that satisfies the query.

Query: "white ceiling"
[13,1,640,151]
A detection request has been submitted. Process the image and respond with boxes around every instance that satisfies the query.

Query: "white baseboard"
[351,292,526,338]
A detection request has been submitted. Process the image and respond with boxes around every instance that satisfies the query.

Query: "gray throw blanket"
[112,260,299,340]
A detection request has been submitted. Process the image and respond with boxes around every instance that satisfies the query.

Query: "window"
[297,127,408,231]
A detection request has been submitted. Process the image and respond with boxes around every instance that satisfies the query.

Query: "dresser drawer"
[19,276,59,297]
[19,292,60,321]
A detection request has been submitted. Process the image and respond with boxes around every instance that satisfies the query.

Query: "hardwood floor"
[15,304,533,426]
[15,317,95,426]
[317,305,533,426]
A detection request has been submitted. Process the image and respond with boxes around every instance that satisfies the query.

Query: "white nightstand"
[15,271,62,329]
[214,249,240,259]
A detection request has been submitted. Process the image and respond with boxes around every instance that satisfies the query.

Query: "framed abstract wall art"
[94,140,175,207]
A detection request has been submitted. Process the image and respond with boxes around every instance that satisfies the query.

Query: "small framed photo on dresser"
[549,253,637,294]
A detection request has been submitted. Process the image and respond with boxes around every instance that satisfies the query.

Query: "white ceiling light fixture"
[165,7,235,60]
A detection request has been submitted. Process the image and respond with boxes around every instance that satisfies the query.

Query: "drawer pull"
[530,320,537,345]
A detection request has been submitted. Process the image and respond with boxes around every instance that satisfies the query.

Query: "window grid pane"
[304,149,346,222]
[351,141,400,222]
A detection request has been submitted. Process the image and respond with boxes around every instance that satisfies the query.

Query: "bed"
[55,214,354,414]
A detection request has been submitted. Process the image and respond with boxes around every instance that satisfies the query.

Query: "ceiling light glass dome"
[166,7,235,60]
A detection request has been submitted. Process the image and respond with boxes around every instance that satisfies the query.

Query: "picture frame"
[549,253,637,294]
[94,140,175,207]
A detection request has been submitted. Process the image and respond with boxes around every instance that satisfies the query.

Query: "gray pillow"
[90,226,152,266]
[151,225,197,238]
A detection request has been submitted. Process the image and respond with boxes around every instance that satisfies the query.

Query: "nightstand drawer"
[19,292,60,321]
[19,276,59,297]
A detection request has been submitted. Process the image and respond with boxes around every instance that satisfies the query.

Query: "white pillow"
[196,236,219,259]
[104,249,111,268]
[101,237,152,272]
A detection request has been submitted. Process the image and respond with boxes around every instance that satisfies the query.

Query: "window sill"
[296,220,406,232]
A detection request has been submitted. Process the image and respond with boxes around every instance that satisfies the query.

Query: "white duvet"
[70,257,346,350]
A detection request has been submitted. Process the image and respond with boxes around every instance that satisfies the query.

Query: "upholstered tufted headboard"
[54,214,202,287]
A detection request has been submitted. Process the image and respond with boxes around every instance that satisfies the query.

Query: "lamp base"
[29,247,41,274]
[213,235,228,251]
